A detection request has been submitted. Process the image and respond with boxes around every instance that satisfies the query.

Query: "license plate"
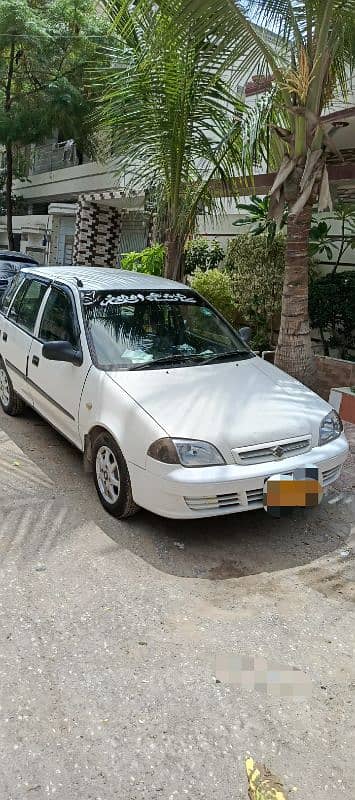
[264,467,322,514]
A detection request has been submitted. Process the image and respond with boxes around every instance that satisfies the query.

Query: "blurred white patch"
[215,655,312,697]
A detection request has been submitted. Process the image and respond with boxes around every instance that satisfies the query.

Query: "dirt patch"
[207,558,249,579]
[299,556,355,603]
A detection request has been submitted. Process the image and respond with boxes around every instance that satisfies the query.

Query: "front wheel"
[0,360,24,416]
[92,431,139,519]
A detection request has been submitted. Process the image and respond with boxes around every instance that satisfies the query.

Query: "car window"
[14,279,48,333]
[181,303,234,345]
[0,273,23,314]
[39,287,79,347]
[7,278,31,320]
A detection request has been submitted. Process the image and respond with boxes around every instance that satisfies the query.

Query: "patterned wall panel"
[73,193,124,267]
[72,190,153,267]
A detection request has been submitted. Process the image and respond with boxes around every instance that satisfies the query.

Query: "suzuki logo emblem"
[272,445,284,459]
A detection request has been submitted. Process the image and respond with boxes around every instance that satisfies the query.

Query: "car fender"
[78,366,167,468]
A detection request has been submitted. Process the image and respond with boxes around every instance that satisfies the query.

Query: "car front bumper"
[129,433,349,519]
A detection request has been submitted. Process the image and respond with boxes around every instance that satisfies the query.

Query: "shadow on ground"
[1,405,353,580]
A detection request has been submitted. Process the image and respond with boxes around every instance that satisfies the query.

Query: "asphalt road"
[0,406,354,800]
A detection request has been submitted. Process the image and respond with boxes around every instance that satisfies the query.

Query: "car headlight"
[147,438,226,467]
[319,409,343,445]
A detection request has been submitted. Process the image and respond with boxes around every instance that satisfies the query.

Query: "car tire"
[92,431,139,519]
[0,359,24,416]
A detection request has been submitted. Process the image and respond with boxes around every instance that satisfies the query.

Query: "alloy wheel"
[95,445,121,505]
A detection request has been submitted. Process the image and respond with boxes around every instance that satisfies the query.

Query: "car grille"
[245,488,264,505]
[233,436,311,465]
[185,492,241,511]
[322,465,341,486]
[184,489,266,512]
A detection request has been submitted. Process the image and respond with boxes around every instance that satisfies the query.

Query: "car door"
[27,284,91,447]
[1,276,48,405]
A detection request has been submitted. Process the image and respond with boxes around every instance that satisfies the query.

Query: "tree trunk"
[164,235,185,281]
[332,211,346,275]
[5,143,15,251]
[275,203,315,385]
[5,41,15,251]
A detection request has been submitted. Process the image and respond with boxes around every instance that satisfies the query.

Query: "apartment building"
[1,78,355,268]
[0,135,149,266]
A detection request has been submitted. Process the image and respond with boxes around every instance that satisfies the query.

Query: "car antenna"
[74,277,83,288]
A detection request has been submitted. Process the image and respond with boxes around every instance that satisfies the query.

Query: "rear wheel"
[92,431,139,519]
[0,360,24,416]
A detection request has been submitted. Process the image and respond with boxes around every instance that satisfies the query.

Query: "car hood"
[108,356,331,451]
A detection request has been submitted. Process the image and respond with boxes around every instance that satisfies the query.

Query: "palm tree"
[234,195,288,244]
[97,0,246,280]
[163,0,355,383]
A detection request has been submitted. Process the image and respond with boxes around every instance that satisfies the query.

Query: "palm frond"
[162,0,355,117]
[96,0,249,247]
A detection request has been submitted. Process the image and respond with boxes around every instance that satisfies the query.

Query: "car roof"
[19,265,187,292]
[0,251,39,264]
[0,259,36,268]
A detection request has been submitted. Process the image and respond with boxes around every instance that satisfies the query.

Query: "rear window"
[8,279,31,321]
[1,274,24,314]
[8,278,48,333]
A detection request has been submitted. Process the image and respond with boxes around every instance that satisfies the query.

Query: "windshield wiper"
[199,350,252,365]
[129,353,194,370]
[130,350,253,370]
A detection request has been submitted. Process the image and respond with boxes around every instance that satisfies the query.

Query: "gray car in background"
[0,251,39,301]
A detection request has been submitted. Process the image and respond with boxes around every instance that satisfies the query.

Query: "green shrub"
[184,237,224,275]
[121,244,165,276]
[189,268,237,324]
[309,271,355,359]
[224,233,286,350]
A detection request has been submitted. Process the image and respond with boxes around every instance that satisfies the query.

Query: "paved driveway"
[0,407,354,800]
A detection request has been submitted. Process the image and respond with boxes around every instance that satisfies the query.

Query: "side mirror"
[42,340,83,366]
[238,326,252,344]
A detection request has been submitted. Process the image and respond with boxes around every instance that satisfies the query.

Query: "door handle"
[32,355,39,367]
[2,332,7,341]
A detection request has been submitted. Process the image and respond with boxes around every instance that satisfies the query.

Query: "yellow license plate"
[264,468,322,511]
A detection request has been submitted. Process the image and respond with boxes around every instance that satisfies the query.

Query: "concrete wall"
[314,355,355,400]
[196,197,256,248]
[196,202,355,275]
[0,209,77,266]
[12,160,121,203]
[0,214,49,261]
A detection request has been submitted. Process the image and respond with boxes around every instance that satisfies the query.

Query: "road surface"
[0,407,354,800]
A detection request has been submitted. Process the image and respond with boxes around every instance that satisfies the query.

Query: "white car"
[0,266,349,519]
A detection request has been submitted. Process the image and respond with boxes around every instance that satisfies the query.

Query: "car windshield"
[82,289,253,370]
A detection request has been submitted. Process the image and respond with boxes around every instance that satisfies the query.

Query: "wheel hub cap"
[96,446,120,505]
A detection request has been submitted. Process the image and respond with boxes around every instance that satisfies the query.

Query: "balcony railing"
[31,142,91,175]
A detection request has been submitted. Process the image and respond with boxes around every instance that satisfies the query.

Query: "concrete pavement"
[0,407,354,800]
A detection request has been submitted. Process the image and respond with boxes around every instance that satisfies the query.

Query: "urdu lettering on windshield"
[82,291,197,307]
